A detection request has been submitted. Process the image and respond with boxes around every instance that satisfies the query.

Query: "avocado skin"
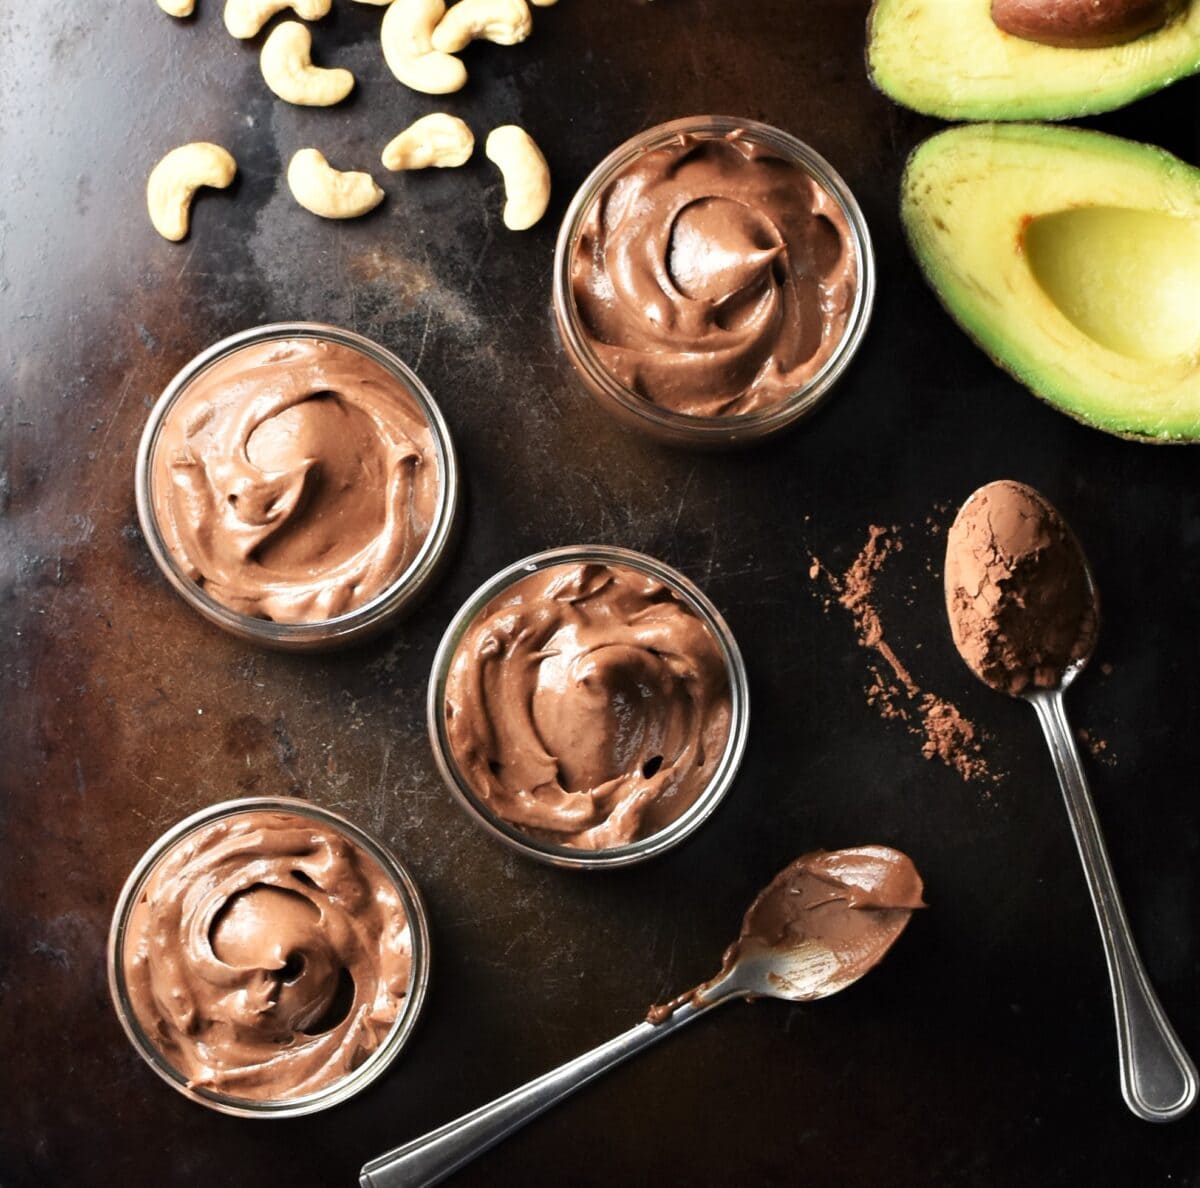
[867,0,1200,120]
[900,124,1200,444]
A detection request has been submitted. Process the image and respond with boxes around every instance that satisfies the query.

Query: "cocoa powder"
[944,481,1098,696]
[813,526,997,785]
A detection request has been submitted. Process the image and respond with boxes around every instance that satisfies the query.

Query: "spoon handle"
[360,997,725,1188]
[1029,688,1197,1122]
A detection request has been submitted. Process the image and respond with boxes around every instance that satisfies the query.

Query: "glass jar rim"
[134,323,459,649]
[426,545,751,870]
[106,795,432,1118]
[552,115,876,442]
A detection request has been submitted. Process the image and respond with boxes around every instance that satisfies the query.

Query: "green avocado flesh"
[868,0,1200,120]
[901,124,1200,442]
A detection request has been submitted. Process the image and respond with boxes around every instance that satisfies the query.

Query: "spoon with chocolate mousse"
[945,480,1196,1123]
[361,845,923,1188]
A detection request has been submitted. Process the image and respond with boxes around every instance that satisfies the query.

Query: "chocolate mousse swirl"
[570,132,858,416]
[152,338,439,622]
[123,810,412,1101]
[444,562,733,850]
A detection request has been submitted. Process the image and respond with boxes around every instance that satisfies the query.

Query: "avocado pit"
[991,0,1181,49]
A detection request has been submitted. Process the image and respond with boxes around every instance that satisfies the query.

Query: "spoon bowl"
[945,479,1099,697]
[709,938,865,1003]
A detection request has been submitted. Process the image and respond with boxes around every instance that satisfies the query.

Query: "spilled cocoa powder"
[1078,728,1117,767]
[812,525,998,785]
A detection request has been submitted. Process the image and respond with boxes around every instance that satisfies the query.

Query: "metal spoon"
[360,846,922,1188]
[946,481,1196,1123]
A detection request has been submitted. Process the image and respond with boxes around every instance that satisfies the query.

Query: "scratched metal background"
[2,2,1199,1185]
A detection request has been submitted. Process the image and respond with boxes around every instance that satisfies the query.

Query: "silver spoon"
[360,846,923,1188]
[946,480,1196,1123]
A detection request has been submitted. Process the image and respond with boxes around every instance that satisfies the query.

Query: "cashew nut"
[485,125,549,231]
[224,0,332,39]
[381,0,468,94]
[287,149,384,219]
[431,0,532,52]
[157,0,195,16]
[381,113,474,170]
[260,22,355,105]
[147,143,237,242]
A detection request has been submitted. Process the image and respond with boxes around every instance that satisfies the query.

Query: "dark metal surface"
[2,2,1198,1185]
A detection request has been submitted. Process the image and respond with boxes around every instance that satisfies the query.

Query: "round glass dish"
[427,545,750,870]
[107,796,431,1119]
[553,115,876,448]
[134,323,459,650]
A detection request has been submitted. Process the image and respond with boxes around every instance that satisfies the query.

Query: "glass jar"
[427,545,751,869]
[134,323,460,650]
[553,116,876,448]
[107,796,432,1118]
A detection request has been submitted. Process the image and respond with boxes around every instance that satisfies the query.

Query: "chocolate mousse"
[121,810,412,1101]
[443,561,733,850]
[944,480,1098,696]
[648,845,925,1022]
[570,130,858,416]
[150,337,439,622]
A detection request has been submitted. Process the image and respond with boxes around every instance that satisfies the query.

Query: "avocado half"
[868,0,1200,120]
[901,124,1200,443]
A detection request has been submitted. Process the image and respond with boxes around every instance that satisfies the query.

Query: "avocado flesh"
[868,0,1200,120]
[1025,208,1200,362]
[901,123,1200,442]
